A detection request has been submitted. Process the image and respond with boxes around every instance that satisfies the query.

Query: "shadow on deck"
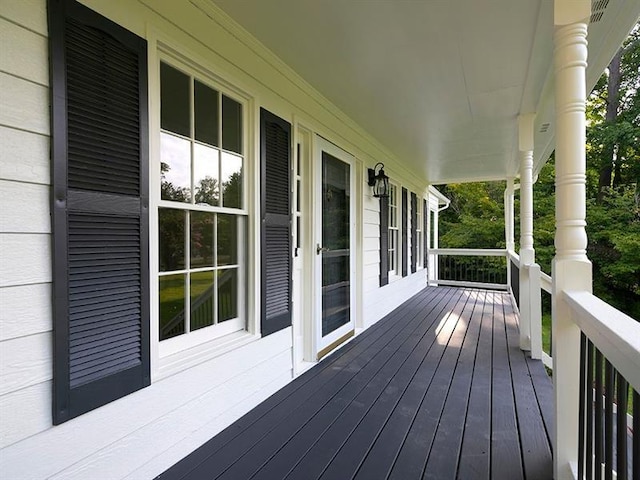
[158,286,554,480]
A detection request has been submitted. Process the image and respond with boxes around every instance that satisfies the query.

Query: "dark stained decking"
[158,286,554,480]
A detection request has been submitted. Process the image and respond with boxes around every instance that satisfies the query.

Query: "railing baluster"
[579,332,587,480]
[595,348,603,480]
[616,372,628,480]
[634,390,639,480]
[586,339,594,479]
[604,360,614,480]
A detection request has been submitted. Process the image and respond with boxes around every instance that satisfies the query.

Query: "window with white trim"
[158,60,247,342]
[388,183,399,275]
[416,198,423,268]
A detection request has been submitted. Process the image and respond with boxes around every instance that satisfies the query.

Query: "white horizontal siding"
[0,381,51,449]
[0,72,49,135]
[0,180,50,233]
[0,126,50,185]
[363,270,428,328]
[0,234,51,287]
[0,283,51,341]
[0,0,48,36]
[362,222,379,240]
[0,17,48,86]
[0,332,52,396]
[363,206,379,225]
[0,0,54,459]
[0,328,292,480]
[55,350,292,480]
[124,370,292,480]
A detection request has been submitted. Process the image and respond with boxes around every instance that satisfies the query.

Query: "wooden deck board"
[267,288,465,480]
[491,292,525,480]
[504,296,553,479]
[157,286,553,480]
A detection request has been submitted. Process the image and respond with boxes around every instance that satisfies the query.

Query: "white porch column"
[504,177,515,253]
[552,1,592,478]
[518,114,535,352]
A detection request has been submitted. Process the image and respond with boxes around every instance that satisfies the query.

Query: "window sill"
[155,329,260,381]
[388,273,401,283]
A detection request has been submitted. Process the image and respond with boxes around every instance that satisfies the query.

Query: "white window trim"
[388,182,401,280]
[416,196,424,270]
[148,34,259,380]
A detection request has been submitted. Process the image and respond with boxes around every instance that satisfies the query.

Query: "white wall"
[361,187,429,328]
[0,0,53,450]
[0,1,431,478]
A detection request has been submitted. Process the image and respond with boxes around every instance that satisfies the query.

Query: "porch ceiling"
[213,0,638,185]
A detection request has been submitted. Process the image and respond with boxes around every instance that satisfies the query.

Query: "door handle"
[317,244,329,255]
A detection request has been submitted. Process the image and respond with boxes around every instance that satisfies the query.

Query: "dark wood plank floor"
[157,286,554,480]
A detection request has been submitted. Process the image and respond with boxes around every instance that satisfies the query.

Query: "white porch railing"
[429,248,508,290]
[564,291,639,480]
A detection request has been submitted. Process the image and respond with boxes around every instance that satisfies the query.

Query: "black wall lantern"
[367,162,390,198]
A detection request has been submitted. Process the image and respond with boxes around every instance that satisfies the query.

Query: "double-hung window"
[388,183,399,275]
[158,61,247,344]
[416,198,423,268]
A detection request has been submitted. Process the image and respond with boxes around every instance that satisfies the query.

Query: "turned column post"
[552,1,592,477]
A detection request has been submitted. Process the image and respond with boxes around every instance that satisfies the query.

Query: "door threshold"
[317,330,355,360]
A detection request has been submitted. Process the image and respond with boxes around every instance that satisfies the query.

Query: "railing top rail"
[539,271,552,294]
[431,248,507,257]
[506,249,520,263]
[565,290,640,392]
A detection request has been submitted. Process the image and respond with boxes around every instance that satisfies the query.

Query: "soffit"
[212,0,638,185]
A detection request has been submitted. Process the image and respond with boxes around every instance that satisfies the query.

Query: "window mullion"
[185,211,191,334]
[213,213,219,325]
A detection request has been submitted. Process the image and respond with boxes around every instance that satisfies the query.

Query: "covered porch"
[158,286,553,480]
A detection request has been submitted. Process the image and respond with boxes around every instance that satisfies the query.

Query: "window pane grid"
[159,61,245,342]
[160,63,244,211]
[388,184,399,274]
[416,199,423,267]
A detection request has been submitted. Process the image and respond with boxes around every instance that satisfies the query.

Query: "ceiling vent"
[539,123,550,133]
[591,0,609,23]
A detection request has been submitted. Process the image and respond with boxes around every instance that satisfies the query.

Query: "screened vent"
[590,0,609,23]
[66,19,141,196]
[539,123,550,133]
[68,214,142,388]
[264,225,290,318]
[264,122,290,215]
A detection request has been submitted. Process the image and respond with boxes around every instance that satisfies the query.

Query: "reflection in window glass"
[190,271,215,331]
[218,268,237,322]
[161,133,191,202]
[159,208,185,271]
[222,95,242,154]
[159,61,245,342]
[194,80,218,146]
[217,214,238,266]
[190,211,214,268]
[160,63,190,137]
[221,152,242,209]
[193,144,219,206]
[159,274,186,340]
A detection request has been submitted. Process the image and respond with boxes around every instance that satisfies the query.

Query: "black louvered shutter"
[423,199,429,269]
[49,0,149,424]
[260,109,292,336]
[379,196,389,287]
[411,192,417,273]
[401,187,408,277]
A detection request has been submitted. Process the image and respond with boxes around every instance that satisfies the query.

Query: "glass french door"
[315,136,355,358]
